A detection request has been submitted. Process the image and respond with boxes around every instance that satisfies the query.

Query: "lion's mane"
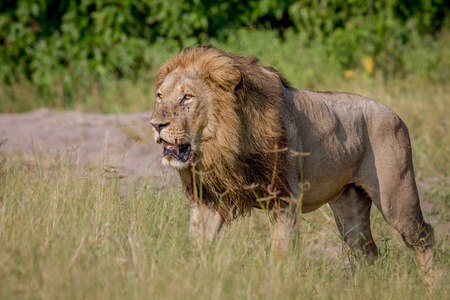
[156,46,294,220]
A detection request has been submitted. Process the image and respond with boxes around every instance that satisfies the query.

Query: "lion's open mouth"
[161,140,191,162]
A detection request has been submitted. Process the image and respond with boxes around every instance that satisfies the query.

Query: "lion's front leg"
[272,205,299,257]
[189,202,224,247]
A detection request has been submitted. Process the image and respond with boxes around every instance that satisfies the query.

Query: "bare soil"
[0,108,176,186]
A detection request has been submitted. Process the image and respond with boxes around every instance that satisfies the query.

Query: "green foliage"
[0,0,448,112]
[288,0,448,74]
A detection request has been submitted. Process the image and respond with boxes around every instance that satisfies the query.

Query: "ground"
[0,108,174,186]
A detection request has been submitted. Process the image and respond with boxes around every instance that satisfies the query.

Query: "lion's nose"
[151,122,170,133]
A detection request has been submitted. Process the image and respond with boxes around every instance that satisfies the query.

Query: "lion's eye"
[156,93,163,101]
[183,94,194,102]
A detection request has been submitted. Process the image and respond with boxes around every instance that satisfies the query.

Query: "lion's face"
[150,67,213,169]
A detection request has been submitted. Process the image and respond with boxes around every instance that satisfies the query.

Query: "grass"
[1,78,449,299]
[0,151,448,299]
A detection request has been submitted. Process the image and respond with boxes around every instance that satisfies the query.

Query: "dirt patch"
[0,108,177,186]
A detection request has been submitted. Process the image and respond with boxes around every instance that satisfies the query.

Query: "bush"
[0,0,448,111]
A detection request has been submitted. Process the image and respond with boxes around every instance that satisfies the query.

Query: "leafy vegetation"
[0,0,448,112]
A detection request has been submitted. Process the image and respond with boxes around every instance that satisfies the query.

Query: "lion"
[150,45,434,271]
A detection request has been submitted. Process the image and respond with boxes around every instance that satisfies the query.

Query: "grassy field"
[1,77,449,299]
[1,31,449,298]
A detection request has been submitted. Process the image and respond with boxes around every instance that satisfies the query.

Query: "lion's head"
[151,46,292,217]
[150,46,242,170]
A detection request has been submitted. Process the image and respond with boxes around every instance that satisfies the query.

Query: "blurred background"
[0,0,448,113]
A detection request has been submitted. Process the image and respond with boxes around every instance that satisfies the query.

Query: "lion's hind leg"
[400,222,435,273]
[363,177,435,273]
[357,147,435,273]
[329,184,378,265]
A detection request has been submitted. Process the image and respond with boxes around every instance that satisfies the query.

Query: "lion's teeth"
[163,141,178,149]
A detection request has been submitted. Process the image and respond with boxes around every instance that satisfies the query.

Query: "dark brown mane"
[157,46,293,220]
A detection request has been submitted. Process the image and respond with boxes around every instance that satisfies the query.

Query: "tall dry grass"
[0,76,449,299]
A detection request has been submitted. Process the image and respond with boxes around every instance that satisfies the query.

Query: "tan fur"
[150,46,435,271]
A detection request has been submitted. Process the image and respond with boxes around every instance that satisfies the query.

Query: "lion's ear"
[206,59,242,92]
[155,63,171,88]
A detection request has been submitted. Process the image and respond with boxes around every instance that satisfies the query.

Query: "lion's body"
[289,90,412,212]
[150,46,434,271]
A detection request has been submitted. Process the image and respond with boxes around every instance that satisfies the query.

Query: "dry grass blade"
[102,164,128,179]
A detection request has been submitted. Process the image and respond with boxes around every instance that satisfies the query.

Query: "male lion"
[150,46,434,271]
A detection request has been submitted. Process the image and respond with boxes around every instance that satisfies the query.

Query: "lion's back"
[292,89,404,141]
